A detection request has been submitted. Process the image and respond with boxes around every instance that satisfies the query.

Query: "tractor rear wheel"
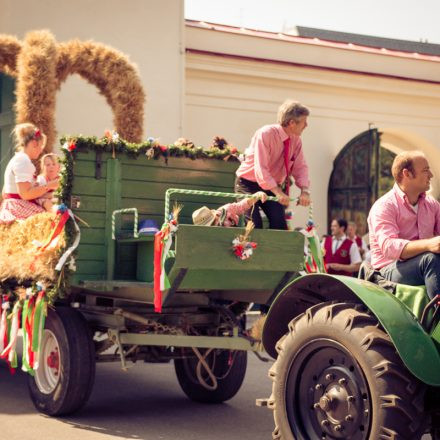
[269,302,427,440]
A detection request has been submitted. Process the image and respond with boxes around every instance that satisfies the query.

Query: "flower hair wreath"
[33,129,42,140]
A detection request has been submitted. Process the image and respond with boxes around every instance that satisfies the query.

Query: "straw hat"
[192,206,217,226]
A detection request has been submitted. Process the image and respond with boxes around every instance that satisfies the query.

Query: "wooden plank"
[75,260,106,276]
[120,154,239,173]
[176,269,283,291]
[120,181,234,200]
[77,244,106,260]
[72,176,106,196]
[73,159,108,178]
[121,164,235,188]
[174,225,304,272]
[79,228,105,244]
[71,195,106,213]
[74,211,106,228]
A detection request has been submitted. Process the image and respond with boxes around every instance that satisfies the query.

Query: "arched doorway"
[328,129,396,236]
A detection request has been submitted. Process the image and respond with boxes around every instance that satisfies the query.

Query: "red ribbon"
[153,230,165,313]
[0,308,21,361]
[37,210,70,254]
[30,209,70,271]
[24,296,36,368]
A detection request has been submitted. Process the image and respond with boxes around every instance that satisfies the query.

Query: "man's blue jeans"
[379,252,440,300]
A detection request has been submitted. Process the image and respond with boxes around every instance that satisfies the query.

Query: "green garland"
[59,135,241,162]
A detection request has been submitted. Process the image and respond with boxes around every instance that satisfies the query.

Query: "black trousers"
[234,177,287,230]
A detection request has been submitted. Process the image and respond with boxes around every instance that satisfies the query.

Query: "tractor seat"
[359,261,429,320]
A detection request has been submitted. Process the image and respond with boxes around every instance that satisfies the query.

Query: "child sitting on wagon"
[35,153,61,212]
[192,191,267,227]
[0,123,58,223]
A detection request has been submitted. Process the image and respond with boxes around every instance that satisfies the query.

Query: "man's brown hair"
[391,150,426,183]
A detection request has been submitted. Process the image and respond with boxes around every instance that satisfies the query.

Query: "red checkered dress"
[0,198,44,223]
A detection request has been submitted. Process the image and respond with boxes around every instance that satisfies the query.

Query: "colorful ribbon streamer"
[153,219,178,313]
[21,287,47,374]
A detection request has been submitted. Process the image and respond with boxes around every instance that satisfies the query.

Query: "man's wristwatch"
[301,188,311,195]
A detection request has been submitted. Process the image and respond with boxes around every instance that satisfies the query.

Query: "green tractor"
[262,272,440,439]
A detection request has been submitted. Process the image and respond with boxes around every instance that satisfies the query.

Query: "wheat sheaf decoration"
[0,30,145,152]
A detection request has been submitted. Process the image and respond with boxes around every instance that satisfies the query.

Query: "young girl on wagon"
[0,123,59,223]
[35,153,61,212]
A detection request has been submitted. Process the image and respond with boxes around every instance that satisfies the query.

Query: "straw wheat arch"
[0,30,145,152]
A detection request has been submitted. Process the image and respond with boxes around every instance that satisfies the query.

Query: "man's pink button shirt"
[236,124,309,191]
[368,183,440,269]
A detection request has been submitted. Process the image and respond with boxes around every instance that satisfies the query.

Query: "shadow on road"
[0,362,35,415]
[1,356,274,440]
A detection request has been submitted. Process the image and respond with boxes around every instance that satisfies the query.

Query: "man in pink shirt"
[368,151,440,300]
[235,100,311,230]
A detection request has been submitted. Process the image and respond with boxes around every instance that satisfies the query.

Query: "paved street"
[0,353,275,440]
[0,352,433,440]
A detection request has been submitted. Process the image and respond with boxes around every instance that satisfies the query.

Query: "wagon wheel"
[28,307,96,416]
[175,348,247,404]
[269,302,427,440]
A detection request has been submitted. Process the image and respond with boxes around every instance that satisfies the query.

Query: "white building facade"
[1,1,439,233]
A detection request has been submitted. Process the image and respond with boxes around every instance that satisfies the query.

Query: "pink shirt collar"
[393,183,426,206]
[276,124,299,144]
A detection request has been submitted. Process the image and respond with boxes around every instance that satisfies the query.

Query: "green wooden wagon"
[23,139,305,416]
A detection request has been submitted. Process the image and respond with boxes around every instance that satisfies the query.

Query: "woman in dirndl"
[0,123,59,223]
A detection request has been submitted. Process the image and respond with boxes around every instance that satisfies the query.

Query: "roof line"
[186,48,440,86]
[185,20,440,63]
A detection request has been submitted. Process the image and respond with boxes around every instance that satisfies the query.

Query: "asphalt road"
[0,353,433,440]
[0,352,276,440]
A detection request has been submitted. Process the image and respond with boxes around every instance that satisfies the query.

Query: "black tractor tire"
[28,306,96,416]
[269,302,427,440]
[175,348,247,403]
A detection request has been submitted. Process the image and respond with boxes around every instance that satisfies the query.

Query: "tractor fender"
[262,273,440,386]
